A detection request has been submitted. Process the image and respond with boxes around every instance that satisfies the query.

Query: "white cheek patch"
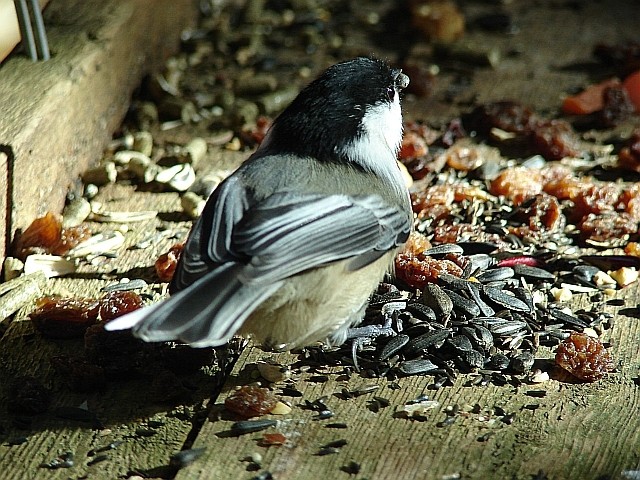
[339,95,403,173]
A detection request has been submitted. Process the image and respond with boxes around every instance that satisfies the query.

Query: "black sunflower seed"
[466,283,495,316]
[424,244,464,256]
[487,352,510,370]
[379,334,410,361]
[406,302,437,322]
[421,283,454,318]
[476,267,514,283]
[405,328,450,353]
[547,308,590,329]
[483,286,530,312]
[447,335,474,353]
[442,288,481,318]
[459,349,485,369]
[230,419,277,435]
[398,358,438,375]
[510,352,535,374]
[512,264,555,281]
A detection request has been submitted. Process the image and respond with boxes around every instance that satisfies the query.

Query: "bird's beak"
[394,70,410,90]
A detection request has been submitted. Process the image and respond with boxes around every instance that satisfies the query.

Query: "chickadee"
[106,57,412,350]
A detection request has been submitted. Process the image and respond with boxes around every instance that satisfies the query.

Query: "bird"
[106,57,413,351]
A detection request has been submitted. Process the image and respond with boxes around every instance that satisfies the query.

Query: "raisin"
[464,101,536,135]
[395,233,463,288]
[399,130,429,160]
[509,193,563,237]
[15,212,63,259]
[411,185,455,219]
[578,212,637,242]
[155,242,184,282]
[15,212,91,259]
[30,292,142,339]
[30,296,101,338]
[444,145,483,171]
[597,85,635,128]
[529,119,581,160]
[99,291,144,321]
[572,184,621,219]
[224,386,278,418]
[555,332,614,382]
[489,167,544,205]
[542,166,591,201]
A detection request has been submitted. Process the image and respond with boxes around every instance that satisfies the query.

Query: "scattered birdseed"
[170,447,206,468]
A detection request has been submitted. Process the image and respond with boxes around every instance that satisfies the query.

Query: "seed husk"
[476,267,514,283]
[421,283,454,318]
[406,302,437,321]
[380,334,410,360]
[398,358,438,375]
[483,286,530,312]
[405,328,450,353]
[512,264,556,281]
[230,419,278,435]
[424,244,464,256]
[442,288,481,318]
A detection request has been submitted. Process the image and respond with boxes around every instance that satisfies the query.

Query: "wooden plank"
[0,0,197,262]
[0,185,222,479]
[177,287,640,479]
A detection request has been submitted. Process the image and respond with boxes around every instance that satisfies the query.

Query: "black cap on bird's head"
[258,57,410,165]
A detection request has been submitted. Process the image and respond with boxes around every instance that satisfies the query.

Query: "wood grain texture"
[0,0,197,261]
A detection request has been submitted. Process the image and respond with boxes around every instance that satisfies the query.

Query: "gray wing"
[108,175,411,346]
[230,191,411,283]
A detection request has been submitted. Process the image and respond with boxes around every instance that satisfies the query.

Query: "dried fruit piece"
[562,78,621,115]
[411,185,454,220]
[98,291,144,321]
[555,332,614,381]
[30,291,143,339]
[578,212,637,243]
[541,165,591,201]
[155,242,184,282]
[572,184,620,218]
[259,432,287,447]
[15,212,92,259]
[399,129,429,160]
[489,167,544,205]
[30,296,100,338]
[225,386,278,418]
[623,69,640,112]
[529,119,580,160]
[395,232,463,288]
[509,193,563,237]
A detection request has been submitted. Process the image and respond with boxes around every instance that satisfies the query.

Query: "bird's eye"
[386,85,395,102]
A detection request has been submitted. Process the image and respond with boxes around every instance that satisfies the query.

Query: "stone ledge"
[0,0,198,261]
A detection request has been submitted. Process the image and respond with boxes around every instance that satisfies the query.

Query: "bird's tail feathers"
[105,264,281,347]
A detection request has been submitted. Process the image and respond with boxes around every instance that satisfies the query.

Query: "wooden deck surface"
[1,1,640,479]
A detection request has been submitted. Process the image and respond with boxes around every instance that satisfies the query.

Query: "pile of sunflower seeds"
[300,241,622,386]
